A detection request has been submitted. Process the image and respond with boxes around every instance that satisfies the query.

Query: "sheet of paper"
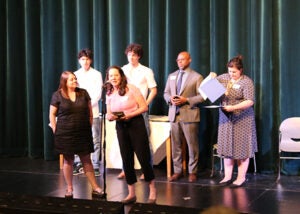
[198,75,213,100]
[198,77,226,103]
[202,105,223,108]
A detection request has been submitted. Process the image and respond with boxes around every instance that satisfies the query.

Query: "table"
[105,115,172,177]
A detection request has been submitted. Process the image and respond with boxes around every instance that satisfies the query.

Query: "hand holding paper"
[198,74,226,103]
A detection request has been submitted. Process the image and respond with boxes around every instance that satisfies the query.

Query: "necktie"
[176,71,184,95]
[176,71,184,114]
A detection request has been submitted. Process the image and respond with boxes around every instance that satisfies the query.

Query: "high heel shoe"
[147,188,157,204]
[121,196,136,205]
[92,189,106,198]
[147,198,156,204]
[217,179,233,187]
[117,171,125,179]
[65,189,73,199]
[229,179,247,188]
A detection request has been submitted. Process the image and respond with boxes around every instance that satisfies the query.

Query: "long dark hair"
[58,71,79,99]
[104,66,127,96]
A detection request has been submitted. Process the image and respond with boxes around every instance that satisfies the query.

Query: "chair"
[277,117,300,182]
[211,144,257,177]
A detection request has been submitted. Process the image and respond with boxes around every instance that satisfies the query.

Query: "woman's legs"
[63,154,75,195]
[234,158,249,185]
[125,184,136,200]
[148,179,156,201]
[79,153,102,192]
[131,116,156,201]
[220,158,234,183]
[116,121,137,185]
[117,116,156,203]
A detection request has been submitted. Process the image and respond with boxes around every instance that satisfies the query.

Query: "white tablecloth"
[105,115,170,169]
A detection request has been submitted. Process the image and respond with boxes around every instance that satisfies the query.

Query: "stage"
[0,157,300,213]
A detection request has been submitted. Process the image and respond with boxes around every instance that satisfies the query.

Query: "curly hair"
[77,48,93,60]
[124,43,143,59]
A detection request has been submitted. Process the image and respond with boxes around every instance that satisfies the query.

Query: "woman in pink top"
[105,66,156,204]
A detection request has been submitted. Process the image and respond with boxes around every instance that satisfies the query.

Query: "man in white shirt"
[117,43,157,180]
[73,49,103,176]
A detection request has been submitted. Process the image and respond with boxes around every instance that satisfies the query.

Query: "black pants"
[116,115,155,185]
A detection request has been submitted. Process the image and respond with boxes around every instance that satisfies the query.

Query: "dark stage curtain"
[1,0,300,174]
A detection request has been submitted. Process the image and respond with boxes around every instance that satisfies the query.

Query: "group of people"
[164,52,257,188]
[49,44,157,203]
[49,43,257,203]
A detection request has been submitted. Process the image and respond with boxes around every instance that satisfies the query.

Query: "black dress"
[50,88,94,155]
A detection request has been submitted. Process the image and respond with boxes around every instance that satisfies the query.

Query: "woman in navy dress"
[212,55,257,187]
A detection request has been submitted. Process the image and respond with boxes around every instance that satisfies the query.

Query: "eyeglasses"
[176,58,187,62]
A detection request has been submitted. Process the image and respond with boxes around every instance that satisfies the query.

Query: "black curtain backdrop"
[1,0,300,175]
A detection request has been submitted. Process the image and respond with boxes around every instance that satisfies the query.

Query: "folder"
[198,76,226,103]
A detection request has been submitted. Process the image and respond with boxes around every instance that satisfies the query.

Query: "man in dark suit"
[164,51,204,182]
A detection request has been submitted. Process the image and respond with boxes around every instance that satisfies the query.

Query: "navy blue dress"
[216,74,257,159]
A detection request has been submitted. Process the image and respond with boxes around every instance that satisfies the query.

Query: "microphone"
[101,82,111,102]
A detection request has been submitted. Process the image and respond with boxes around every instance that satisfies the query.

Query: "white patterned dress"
[216,73,257,159]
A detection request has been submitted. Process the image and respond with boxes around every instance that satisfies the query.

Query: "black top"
[50,88,94,155]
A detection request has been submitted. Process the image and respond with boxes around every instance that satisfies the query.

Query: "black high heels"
[121,196,137,204]
[229,180,247,188]
[92,189,106,198]
[147,198,156,204]
[65,189,73,199]
[217,180,233,187]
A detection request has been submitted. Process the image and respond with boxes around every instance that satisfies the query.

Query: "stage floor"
[0,157,300,213]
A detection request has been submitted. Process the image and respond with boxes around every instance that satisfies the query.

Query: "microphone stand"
[100,86,107,200]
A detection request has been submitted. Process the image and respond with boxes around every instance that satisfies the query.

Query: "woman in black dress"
[49,71,104,198]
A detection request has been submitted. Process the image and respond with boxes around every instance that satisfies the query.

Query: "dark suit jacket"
[164,67,204,122]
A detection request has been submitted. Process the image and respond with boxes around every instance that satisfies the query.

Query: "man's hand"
[171,95,188,106]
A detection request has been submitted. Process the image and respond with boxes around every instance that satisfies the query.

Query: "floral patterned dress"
[216,73,257,159]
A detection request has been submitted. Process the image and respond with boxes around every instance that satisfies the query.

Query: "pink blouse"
[106,84,142,115]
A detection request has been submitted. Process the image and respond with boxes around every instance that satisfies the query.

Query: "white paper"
[202,105,223,108]
[198,77,226,103]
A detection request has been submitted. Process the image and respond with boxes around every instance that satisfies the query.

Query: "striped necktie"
[177,71,184,95]
[176,71,184,114]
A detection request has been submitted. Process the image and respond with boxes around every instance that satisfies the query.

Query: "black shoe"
[217,180,233,187]
[229,180,247,188]
[65,190,73,199]
[121,196,137,205]
[92,190,106,198]
[147,198,156,204]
